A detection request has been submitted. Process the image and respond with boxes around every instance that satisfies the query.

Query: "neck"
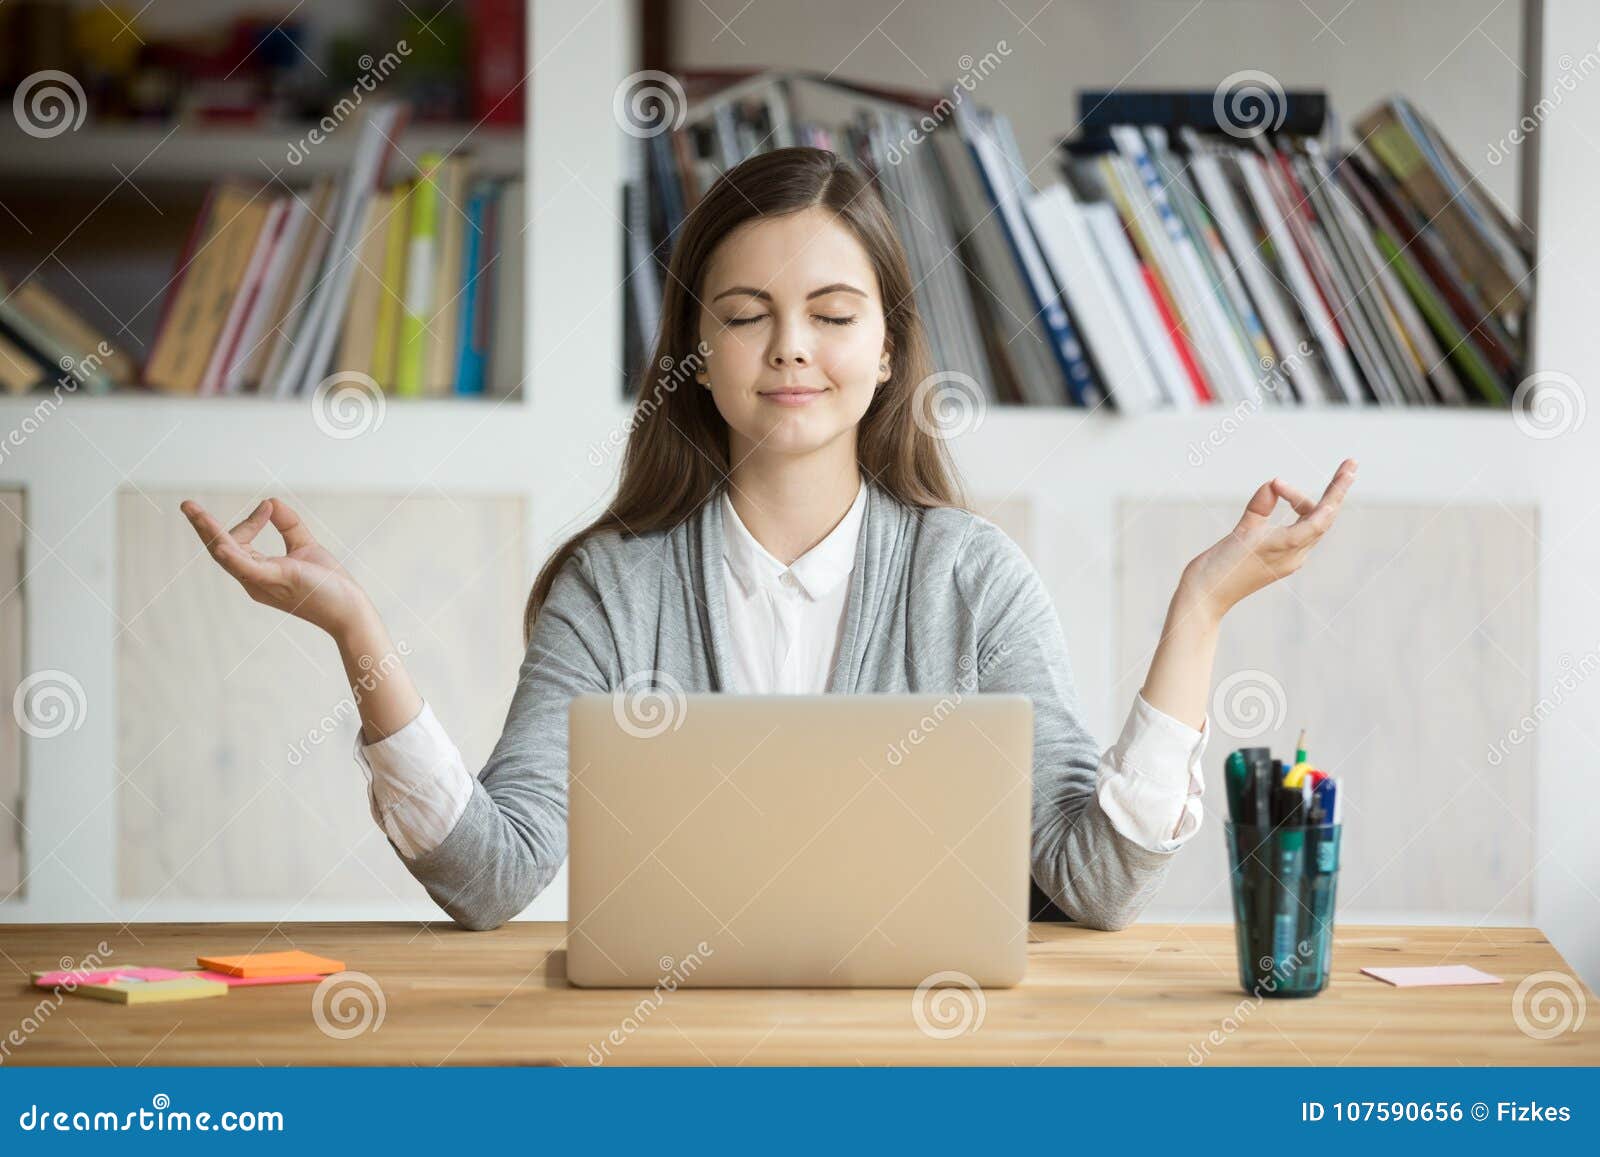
[726,439,862,566]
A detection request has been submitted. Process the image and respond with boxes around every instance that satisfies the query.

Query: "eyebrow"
[711,282,868,304]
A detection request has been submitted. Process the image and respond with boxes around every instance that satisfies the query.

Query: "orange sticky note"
[196,950,345,977]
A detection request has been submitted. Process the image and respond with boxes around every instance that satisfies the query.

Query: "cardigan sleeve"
[387,545,615,930]
[959,520,1200,930]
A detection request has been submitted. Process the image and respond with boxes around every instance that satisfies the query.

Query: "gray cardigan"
[394,477,1181,931]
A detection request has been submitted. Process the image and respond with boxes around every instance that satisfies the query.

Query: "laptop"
[565,692,1033,988]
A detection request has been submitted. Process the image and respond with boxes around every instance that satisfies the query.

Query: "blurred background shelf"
[0,122,526,183]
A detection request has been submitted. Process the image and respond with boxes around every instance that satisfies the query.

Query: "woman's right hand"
[180,497,374,640]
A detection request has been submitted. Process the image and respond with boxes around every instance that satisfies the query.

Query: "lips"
[759,386,827,406]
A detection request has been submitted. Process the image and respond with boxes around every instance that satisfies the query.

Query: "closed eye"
[815,314,858,326]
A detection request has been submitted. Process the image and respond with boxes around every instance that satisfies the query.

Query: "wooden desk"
[2,922,1595,1066]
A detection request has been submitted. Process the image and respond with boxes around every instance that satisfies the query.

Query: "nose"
[768,317,811,369]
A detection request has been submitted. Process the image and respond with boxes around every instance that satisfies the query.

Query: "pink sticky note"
[1361,964,1503,987]
[33,966,188,988]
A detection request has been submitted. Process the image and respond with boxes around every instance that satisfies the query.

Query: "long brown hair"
[524,145,966,642]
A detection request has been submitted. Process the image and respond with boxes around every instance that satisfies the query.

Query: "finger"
[1238,479,1278,525]
[227,499,273,546]
[267,497,316,552]
[182,502,273,583]
[1271,479,1317,518]
[1290,458,1359,543]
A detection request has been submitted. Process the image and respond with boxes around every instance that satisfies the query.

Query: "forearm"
[1138,568,1222,732]
[332,602,424,744]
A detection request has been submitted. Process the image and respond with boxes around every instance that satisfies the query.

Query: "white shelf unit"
[2,0,1597,993]
[0,122,526,182]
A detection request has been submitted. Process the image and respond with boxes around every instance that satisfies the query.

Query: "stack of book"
[0,273,135,394]
[142,102,523,399]
[622,73,1532,411]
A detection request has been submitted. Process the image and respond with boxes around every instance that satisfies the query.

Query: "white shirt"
[354,477,1207,859]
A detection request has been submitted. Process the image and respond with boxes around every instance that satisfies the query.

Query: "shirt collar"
[721,474,866,601]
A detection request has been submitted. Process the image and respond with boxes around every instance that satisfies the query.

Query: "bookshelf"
[0,122,526,183]
[4,0,1599,994]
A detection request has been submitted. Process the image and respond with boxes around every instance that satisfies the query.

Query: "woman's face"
[696,206,891,464]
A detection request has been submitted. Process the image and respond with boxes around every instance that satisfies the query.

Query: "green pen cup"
[1223,822,1341,998]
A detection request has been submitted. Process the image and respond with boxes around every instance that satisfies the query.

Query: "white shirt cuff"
[1095,692,1208,853]
[351,699,474,860]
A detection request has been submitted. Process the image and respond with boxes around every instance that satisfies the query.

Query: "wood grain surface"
[1,921,1595,1066]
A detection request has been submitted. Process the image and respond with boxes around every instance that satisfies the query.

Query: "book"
[0,276,132,393]
[396,150,442,397]
[335,191,394,379]
[199,195,290,395]
[265,100,409,397]
[1025,184,1164,413]
[372,179,414,391]
[144,183,273,394]
[453,182,493,395]
[426,156,472,394]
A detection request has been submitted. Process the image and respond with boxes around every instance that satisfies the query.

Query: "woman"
[181,147,1355,932]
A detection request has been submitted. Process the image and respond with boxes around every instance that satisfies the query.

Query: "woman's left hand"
[1178,458,1358,624]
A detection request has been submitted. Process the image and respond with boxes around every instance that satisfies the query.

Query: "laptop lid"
[566,692,1032,988]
